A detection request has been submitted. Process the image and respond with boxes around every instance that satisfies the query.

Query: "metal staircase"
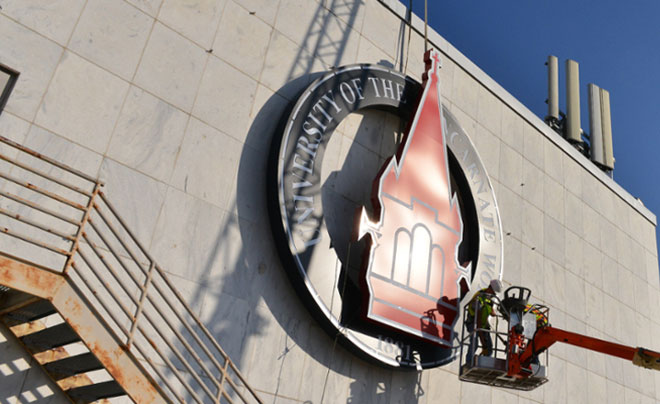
[0,135,263,404]
[1,292,133,402]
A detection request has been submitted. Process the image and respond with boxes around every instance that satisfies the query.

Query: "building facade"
[0,0,659,402]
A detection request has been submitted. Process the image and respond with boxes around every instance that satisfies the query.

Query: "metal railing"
[0,135,262,404]
[459,294,509,365]
[458,293,550,370]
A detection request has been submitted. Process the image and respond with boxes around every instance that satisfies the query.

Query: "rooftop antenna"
[588,83,615,172]
[565,59,584,150]
[588,84,604,164]
[600,88,615,171]
[544,55,561,132]
[544,56,615,175]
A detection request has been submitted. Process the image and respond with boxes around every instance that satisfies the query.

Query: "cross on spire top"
[431,51,441,72]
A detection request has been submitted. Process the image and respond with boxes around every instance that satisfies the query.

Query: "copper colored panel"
[358,50,469,346]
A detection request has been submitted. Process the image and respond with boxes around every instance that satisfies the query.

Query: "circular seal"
[267,64,503,369]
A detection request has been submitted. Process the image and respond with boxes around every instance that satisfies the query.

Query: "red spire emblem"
[356,49,470,346]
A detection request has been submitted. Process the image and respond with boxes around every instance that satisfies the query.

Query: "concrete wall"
[0,0,659,402]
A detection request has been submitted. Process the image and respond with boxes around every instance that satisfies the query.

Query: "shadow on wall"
[176,0,428,403]
[323,109,429,404]
[0,324,63,403]
[347,371,425,404]
[289,0,363,77]
[232,77,428,403]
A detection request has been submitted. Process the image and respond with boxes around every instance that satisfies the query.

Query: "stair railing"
[0,135,262,404]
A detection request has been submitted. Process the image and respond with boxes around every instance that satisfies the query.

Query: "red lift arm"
[460,287,660,389]
[508,326,660,378]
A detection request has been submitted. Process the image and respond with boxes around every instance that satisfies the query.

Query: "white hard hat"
[490,279,502,293]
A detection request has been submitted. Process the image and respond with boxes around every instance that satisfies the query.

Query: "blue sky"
[400,0,660,258]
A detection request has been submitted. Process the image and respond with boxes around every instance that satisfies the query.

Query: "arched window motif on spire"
[356,49,470,346]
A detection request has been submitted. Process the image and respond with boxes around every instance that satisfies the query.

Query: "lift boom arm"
[464,286,660,387]
[511,326,660,376]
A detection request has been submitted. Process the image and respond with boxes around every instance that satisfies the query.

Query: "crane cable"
[319,242,353,404]
[424,0,428,52]
[404,0,413,74]
[320,4,432,399]
[404,0,429,75]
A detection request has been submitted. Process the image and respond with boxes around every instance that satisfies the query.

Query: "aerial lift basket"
[458,286,549,391]
[459,285,660,391]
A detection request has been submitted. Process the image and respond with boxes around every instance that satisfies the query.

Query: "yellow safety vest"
[467,288,493,326]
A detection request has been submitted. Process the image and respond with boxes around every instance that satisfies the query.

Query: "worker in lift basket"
[465,279,502,361]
